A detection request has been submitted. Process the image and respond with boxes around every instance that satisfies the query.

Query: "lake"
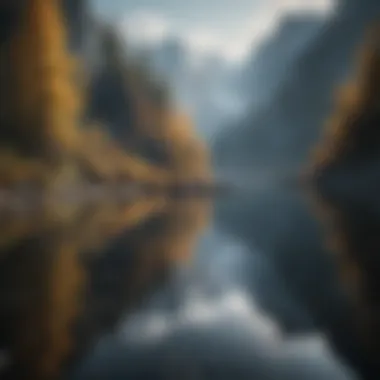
[0,190,360,380]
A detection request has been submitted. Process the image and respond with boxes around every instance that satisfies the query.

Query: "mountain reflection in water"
[0,196,356,380]
[0,198,210,380]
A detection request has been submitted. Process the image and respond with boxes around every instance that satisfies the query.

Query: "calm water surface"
[0,192,357,380]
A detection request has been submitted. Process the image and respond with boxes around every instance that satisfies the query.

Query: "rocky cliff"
[214,0,380,169]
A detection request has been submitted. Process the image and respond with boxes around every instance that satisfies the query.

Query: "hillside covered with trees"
[309,24,380,370]
[0,0,211,194]
[0,196,210,380]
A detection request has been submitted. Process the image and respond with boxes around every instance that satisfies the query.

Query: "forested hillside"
[0,0,211,191]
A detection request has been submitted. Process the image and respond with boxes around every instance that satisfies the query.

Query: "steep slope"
[147,37,244,140]
[0,0,210,189]
[238,13,323,107]
[86,27,212,182]
[0,0,81,161]
[214,0,380,169]
[214,2,380,378]
[309,24,380,367]
[61,0,88,54]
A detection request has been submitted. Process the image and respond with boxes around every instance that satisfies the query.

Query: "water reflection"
[0,194,362,380]
[71,202,355,380]
[0,198,211,380]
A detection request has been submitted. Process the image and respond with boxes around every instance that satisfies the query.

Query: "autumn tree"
[309,24,380,361]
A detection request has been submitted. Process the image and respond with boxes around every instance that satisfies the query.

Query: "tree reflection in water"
[0,198,211,380]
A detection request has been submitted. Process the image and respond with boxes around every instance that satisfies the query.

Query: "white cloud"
[223,0,334,61]
[117,0,334,63]
[118,9,170,45]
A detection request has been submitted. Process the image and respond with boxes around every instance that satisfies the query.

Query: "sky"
[92,0,334,62]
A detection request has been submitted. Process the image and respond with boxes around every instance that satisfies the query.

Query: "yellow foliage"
[0,195,210,380]
[0,0,212,192]
[0,149,50,186]
[309,23,380,355]
[2,0,81,160]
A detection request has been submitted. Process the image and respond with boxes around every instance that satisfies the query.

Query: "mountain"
[86,26,212,181]
[61,0,88,54]
[214,1,380,378]
[137,36,245,140]
[0,0,211,188]
[147,36,189,83]
[308,20,380,364]
[214,0,380,169]
[238,13,323,107]
[182,53,245,139]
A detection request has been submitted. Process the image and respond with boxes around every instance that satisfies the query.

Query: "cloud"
[117,0,334,62]
[118,9,170,45]
[225,0,334,60]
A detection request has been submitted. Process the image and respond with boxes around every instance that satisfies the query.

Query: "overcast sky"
[91,0,334,61]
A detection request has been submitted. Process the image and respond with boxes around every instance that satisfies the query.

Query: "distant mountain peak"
[278,12,325,30]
